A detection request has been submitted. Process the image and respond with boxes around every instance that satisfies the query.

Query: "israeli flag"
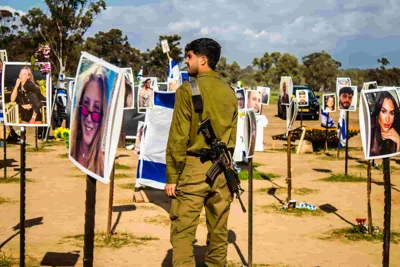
[321,110,335,127]
[135,91,175,190]
[337,110,347,148]
[167,58,180,80]
[136,66,143,80]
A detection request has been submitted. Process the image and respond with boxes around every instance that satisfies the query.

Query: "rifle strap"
[189,80,203,121]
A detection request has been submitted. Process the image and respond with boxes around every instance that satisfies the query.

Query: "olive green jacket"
[166,70,238,184]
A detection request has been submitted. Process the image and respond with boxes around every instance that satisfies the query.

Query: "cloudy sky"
[2,0,400,69]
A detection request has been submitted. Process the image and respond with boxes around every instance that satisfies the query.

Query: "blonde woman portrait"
[70,64,109,176]
[10,66,46,124]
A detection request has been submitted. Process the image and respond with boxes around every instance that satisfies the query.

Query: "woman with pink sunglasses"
[70,64,109,176]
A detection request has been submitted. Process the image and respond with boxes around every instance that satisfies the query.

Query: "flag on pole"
[136,66,143,80]
[337,110,347,148]
[321,110,335,127]
[135,91,175,190]
[167,58,180,80]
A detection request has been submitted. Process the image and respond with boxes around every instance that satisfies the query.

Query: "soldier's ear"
[200,55,207,66]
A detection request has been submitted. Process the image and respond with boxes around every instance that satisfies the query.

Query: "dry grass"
[260,204,324,217]
[61,231,159,248]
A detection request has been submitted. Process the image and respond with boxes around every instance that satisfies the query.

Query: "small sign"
[161,40,170,53]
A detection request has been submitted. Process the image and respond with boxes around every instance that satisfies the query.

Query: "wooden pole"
[35,128,38,149]
[83,175,97,267]
[367,160,373,235]
[107,164,115,239]
[345,111,349,176]
[382,158,391,267]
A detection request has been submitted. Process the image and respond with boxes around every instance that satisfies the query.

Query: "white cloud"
[168,20,201,31]
[83,0,400,68]
[0,5,26,16]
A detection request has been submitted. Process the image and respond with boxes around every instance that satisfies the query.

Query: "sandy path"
[0,108,399,267]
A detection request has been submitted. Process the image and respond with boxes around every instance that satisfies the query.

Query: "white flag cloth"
[337,110,347,148]
[321,110,335,127]
[135,91,175,190]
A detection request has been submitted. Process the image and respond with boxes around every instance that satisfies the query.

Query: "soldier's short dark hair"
[185,38,221,70]
[339,86,354,96]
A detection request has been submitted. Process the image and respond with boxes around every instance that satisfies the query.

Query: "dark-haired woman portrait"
[370,91,400,157]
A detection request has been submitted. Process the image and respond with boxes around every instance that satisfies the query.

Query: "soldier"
[165,38,238,267]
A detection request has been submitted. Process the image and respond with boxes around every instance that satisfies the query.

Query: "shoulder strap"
[188,80,203,120]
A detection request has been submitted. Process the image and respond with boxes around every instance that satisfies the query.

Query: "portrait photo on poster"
[244,110,257,159]
[235,88,245,110]
[1,62,50,127]
[336,77,351,95]
[245,90,261,114]
[122,68,135,110]
[257,86,270,105]
[322,93,336,113]
[360,87,400,160]
[138,77,158,110]
[362,81,378,91]
[279,76,293,106]
[133,121,145,155]
[296,89,309,107]
[69,52,123,183]
[66,77,75,101]
[167,78,179,92]
[338,85,358,111]
[0,50,8,62]
[161,39,170,53]
[180,71,190,85]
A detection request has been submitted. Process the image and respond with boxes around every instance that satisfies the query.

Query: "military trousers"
[169,156,232,267]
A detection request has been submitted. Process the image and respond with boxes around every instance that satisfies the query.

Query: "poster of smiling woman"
[359,87,400,160]
[69,52,125,183]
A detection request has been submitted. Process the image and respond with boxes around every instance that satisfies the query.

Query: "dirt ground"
[0,105,399,267]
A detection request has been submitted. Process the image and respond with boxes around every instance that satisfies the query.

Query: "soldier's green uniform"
[166,70,238,267]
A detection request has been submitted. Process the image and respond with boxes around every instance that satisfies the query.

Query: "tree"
[252,52,273,71]
[302,51,341,90]
[216,57,242,85]
[83,29,143,73]
[20,0,106,76]
[0,9,20,38]
[141,34,183,80]
[378,57,390,66]
[274,53,303,85]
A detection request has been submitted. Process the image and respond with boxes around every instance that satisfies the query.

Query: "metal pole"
[287,131,292,202]
[3,124,7,178]
[44,88,59,142]
[345,112,349,176]
[107,164,115,239]
[248,158,253,267]
[300,111,303,126]
[20,127,26,267]
[367,160,373,235]
[382,158,391,267]
[83,175,97,267]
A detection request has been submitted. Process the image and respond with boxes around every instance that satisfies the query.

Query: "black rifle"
[198,117,246,213]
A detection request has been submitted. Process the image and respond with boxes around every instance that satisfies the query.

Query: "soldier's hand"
[165,183,177,197]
